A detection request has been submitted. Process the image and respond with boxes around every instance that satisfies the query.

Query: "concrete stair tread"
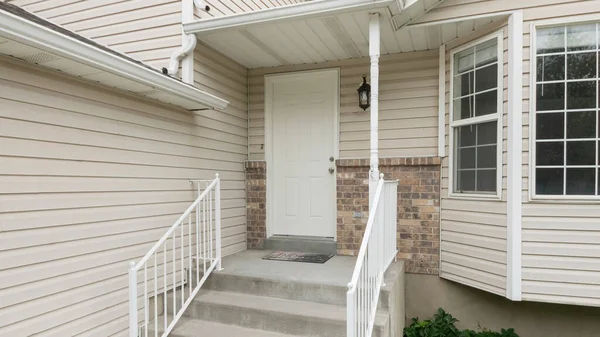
[168,318,302,337]
[193,289,389,326]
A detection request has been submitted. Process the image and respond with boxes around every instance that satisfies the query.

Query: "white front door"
[266,69,339,238]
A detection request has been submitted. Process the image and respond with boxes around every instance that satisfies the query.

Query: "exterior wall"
[440,22,509,297]
[337,158,441,274]
[427,0,600,306]
[0,55,247,336]
[406,274,600,337]
[6,0,306,70]
[248,50,440,160]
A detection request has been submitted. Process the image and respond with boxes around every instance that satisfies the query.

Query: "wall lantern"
[357,74,371,111]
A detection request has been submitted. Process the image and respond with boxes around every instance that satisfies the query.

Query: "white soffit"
[184,0,505,69]
[0,4,228,111]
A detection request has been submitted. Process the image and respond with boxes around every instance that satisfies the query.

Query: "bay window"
[534,22,600,196]
[450,35,502,196]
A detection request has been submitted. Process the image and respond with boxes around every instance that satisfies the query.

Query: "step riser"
[182,299,387,337]
[204,273,391,309]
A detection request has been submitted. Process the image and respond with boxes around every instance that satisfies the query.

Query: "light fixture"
[357,74,371,111]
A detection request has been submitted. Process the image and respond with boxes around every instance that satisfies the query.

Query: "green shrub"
[403,308,519,337]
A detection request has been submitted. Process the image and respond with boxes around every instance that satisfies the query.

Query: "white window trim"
[529,16,600,202]
[448,31,504,200]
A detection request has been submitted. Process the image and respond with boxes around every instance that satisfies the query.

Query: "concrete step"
[264,236,337,255]
[203,262,403,309]
[149,318,301,337]
[180,290,390,337]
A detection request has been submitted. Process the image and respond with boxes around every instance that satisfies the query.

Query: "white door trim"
[264,68,340,239]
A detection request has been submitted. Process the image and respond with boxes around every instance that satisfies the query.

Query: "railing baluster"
[172,232,176,319]
[180,222,184,310]
[154,253,157,337]
[203,191,206,274]
[196,203,199,287]
[188,214,192,299]
[144,264,148,337]
[163,244,166,332]
[209,189,213,261]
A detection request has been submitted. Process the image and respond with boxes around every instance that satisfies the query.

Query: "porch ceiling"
[183,0,508,69]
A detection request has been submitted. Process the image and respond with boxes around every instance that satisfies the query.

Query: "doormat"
[262,251,334,264]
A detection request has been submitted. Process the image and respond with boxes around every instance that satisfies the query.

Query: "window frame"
[449,31,504,200]
[530,17,600,201]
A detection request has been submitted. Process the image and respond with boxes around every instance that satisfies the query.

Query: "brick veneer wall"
[245,161,266,249]
[244,157,441,275]
[336,157,441,275]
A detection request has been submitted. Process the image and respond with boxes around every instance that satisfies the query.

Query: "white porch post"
[368,13,381,204]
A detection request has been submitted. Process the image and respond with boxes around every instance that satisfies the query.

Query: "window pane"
[453,96,474,120]
[567,24,596,51]
[567,52,597,79]
[458,125,476,146]
[477,169,496,192]
[475,39,498,67]
[477,145,496,168]
[566,168,595,195]
[475,91,497,116]
[455,48,474,74]
[537,27,565,54]
[477,121,497,145]
[453,72,474,98]
[537,142,564,165]
[537,112,564,139]
[537,83,565,111]
[536,168,564,195]
[475,65,497,92]
[567,81,596,109]
[566,141,595,165]
[567,111,596,139]
[458,148,476,169]
[457,170,475,192]
[537,55,565,82]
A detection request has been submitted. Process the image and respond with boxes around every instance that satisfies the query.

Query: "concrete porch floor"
[216,250,357,287]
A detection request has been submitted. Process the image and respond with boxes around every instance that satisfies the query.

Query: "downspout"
[368,12,381,204]
[163,0,210,83]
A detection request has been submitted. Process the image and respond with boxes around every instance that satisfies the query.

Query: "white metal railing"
[347,174,398,337]
[129,174,221,337]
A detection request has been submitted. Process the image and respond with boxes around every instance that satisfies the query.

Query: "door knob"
[329,167,335,174]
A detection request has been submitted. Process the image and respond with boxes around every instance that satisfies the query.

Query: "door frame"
[264,68,340,239]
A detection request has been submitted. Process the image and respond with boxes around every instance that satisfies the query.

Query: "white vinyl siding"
[248,50,440,160]
[441,23,509,297]
[433,0,600,307]
[0,52,247,336]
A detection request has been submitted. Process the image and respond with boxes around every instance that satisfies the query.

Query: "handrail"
[134,178,218,270]
[129,174,222,337]
[347,177,384,292]
[346,174,398,337]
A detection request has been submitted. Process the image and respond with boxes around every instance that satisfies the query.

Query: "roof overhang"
[184,0,396,35]
[0,5,229,111]
[180,0,506,70]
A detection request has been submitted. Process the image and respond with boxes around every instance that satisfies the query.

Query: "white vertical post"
[507,11,523,301]
[128,261,137,337]
[438,44,446,157]
[215,174,222,270]
[368,13,381,205]
[181,0,194,84]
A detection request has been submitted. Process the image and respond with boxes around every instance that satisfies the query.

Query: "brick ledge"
[336,157,441,167]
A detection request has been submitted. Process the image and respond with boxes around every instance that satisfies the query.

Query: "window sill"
[448,192,502,201]
[529,195,600,203]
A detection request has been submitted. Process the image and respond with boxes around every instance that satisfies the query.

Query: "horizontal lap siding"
[0,55,247,336]
[430,0,600,306]
[440,24,509,297]
[247,50,440,160]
